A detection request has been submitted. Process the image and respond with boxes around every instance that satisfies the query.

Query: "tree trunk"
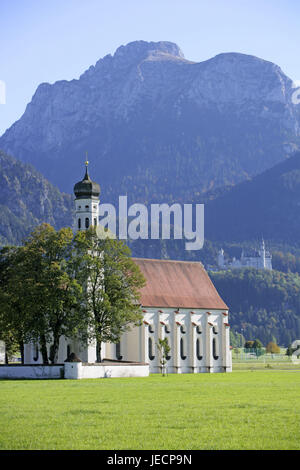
[96,341,102,363]
[19,340,24,364]
[49,336,60,364]
[40,335,49,364]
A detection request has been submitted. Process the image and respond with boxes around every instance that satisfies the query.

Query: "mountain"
[1,40,300,203]
[0,150,73,245]
[204,151,300,245]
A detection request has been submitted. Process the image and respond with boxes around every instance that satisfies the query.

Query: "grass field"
[1,370,300,450]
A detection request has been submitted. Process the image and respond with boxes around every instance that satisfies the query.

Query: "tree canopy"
[0,224,146,363]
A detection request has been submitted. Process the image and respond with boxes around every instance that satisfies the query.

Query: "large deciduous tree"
[0,224,85,364]
[22,224,85,364]
[0,245,33,363]
[74,228,146,362]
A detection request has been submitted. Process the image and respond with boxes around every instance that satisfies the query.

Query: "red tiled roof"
[133,258,228,310]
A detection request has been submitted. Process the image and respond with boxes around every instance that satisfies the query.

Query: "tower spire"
[84,152,90,180]
[73,157,100,232]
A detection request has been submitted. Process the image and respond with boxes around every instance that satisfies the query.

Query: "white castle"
[217,240,272,271]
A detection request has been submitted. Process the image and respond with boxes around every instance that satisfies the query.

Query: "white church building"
[24,165,232,374]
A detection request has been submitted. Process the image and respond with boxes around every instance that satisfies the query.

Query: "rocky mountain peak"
[1,41,300,198]
[113,40,185,62]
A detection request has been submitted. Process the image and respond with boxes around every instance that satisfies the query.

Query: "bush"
[266,342,281,354]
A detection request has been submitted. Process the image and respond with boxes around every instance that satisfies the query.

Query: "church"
[24,165,232,373]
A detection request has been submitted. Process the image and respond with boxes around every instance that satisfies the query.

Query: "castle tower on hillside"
[73,160,100,231]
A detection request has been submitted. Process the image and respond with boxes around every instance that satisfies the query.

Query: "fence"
[232,348,292,363]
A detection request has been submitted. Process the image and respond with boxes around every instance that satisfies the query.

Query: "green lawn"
[1,371,300,450]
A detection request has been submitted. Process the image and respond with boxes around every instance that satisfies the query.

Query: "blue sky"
[1,0,300,136]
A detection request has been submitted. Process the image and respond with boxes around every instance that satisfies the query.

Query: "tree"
[156,338,171,376]
[0,245,34,363]
[252,339,263,349]
[74,228,146,362]
[0,224,85,364]
[266,341,280,354]
[244,340,254,349]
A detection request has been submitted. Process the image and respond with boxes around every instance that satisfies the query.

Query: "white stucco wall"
[23,308,232,374]
[64,362,149,379]
[0,365,63,379]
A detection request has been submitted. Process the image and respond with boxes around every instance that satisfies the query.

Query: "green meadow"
[1,370,300,450]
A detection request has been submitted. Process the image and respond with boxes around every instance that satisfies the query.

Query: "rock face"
[0,150,73,245]
[1,40,300,202]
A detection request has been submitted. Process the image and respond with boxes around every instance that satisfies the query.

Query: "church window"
[78,218,81,229]
[148,324,154,334]
[196,338,203,360]
[165,338,171,361]
[85,218,89,228]
[180,337,187,360]
[213,326,218,334]
[116,342,123,360]
[94,218,97,226]
[85,205,89,209]
[180,325,186,334]
[165,324,170,334]
[148,337,155,360]
[196,325,202,334]
[213,338,219,360]
[33,345,39,362]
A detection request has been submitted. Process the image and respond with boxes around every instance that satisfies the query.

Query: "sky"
[1,0,300,136]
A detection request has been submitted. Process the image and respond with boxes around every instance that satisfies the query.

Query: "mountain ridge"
[1,40,300,202]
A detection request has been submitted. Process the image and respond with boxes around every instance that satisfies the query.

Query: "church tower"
[73,160,100,231]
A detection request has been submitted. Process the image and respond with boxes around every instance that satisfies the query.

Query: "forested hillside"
[0,150,73,245]
[210,268,300,346]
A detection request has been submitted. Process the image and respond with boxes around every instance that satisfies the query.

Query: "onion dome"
[73,161,100,199]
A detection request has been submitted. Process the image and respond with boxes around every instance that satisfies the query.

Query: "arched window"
[33,345,39,362]
[94,218,97,226]
[180,337,187,360]
[166,338,171,361]
[116,342,122,360]
[213,338,219,360]
[85,217,89,228]
[180,325,186,334]
[196,338,203,360]
[165,324,170,334]
[148,337,155,360]
[78,218,81,229]
[196,325,202,334]
[148,324,154,334]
